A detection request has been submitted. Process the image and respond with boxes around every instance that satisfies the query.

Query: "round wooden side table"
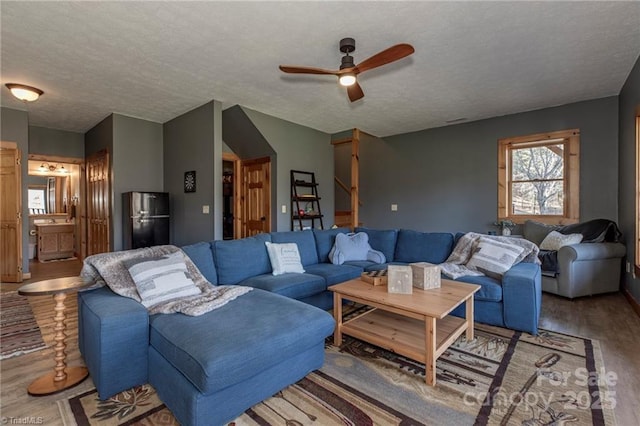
[18,276,92,396]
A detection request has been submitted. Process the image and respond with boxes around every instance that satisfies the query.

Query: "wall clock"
[184,171,196,193]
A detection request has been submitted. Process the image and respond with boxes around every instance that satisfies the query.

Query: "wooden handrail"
[334,176,363,206]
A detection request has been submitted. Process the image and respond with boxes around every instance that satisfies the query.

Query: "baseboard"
[623,287,640,318]
[22,272,31,280]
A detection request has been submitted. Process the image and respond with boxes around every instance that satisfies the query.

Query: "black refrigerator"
[123,192,170,249]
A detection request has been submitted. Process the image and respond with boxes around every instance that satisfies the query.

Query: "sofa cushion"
[539,231,583,251]
[454,274,503,302]
[240,273,326,299]
[466,237,525,279]
[523,220,561,246]
[303,263,363,285]
[265,242,305,275]
[355,227,398,262]
[124,252,201,308]
[181,242,217,285]
[394,230,454,264]
[344,260,388,272]
[312,228,350,263]
[213,233,272,284]
[149,289,335,395]
[329,232,385,265]
[270,230,319,266]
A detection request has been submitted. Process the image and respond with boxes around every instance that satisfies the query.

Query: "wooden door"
[0,142,23,282]
[86,150,111,255]
[240,157,271,237]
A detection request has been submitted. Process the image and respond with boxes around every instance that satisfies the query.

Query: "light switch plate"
[391,204,398,211]
[282,205,287,214]
[202,205,210,214]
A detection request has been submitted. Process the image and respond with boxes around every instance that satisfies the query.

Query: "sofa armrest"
[554,243,626,298]
[501,262,541,335]
[78,287,149,399]
[558,242,626,263]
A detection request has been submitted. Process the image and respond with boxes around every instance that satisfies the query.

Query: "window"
[498,129,580,225]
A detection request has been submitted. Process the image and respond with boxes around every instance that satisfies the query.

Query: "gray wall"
[360,96,619,233]
[242,107,334,231]
[29,126,84,158]
[1,107,30,274]
[84,115,113,157]
[618,54,640,304]
[222,106,278,230]
[112,114,163,251]
[163,101,217,246]
[222,106,276,160]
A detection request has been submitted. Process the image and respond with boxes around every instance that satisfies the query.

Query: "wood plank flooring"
[1,260,639,425]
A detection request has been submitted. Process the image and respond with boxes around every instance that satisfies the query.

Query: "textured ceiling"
[2,1,639,137]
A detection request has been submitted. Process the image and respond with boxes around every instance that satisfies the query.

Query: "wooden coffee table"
[329,278,480,386]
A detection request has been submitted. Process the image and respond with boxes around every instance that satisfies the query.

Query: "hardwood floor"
[1,262,639,425]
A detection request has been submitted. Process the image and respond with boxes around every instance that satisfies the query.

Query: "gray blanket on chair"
[80,245,252,316]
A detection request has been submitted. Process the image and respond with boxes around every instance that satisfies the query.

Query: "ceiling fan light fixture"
[339,73,356,87]
[5,83,44,102]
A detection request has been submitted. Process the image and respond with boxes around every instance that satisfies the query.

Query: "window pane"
[512,144,564,181]
[511,181,564,215]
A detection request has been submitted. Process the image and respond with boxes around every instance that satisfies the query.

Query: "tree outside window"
[498,129,580,225]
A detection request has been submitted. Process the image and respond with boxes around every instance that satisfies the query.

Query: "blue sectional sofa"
[77,227,541,426]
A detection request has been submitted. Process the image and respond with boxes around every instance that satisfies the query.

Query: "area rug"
[57,322,616,425]
[0,291,47,359]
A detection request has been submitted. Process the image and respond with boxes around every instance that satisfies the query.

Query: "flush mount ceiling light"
[5,83,44,102]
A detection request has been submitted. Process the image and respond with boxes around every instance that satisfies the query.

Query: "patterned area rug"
[58,320,616,425]
[0,291,47,360]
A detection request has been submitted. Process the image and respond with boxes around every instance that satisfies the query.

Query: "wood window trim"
[498,129,580,225]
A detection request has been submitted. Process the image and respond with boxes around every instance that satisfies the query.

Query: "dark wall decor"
[184,170,196,193]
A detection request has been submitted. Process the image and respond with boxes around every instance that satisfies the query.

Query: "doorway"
[222,152,241,240]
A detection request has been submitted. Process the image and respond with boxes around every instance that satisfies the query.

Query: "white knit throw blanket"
[438,232,540,279]
[80,245,252,316]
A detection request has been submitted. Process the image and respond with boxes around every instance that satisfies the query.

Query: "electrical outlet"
[281,205,287,214]
[202,205,210,214]
[391,204,398,211]
[627,261,631,273]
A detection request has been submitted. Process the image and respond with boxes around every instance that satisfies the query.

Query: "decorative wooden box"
[387,265,413,294]
[410,262,441,289]
[361,270,388,286]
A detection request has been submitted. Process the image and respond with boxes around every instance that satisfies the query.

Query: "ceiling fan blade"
[279,65,339,75]
[354,43,415,74]
[347,81,364,102]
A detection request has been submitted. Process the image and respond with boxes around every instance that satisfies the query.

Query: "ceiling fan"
[279,38,415,102]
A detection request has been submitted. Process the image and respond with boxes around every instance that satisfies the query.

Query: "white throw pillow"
[265,242,305,275]
[539,231,583,251]
[125,251,201,308]
[466,237,525,279]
